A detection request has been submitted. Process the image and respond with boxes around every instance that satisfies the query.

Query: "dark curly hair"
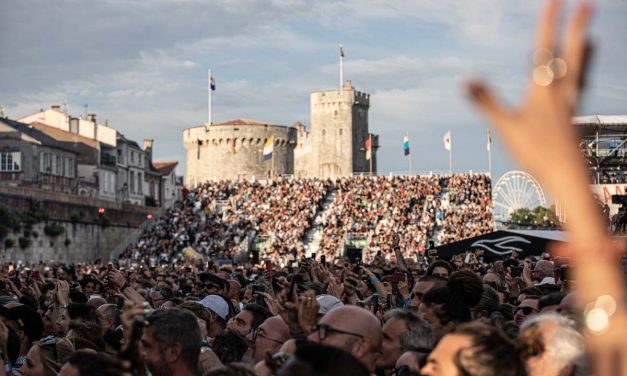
[421,270,483,326]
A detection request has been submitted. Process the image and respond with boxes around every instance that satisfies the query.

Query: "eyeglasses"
[311,324,364,341]
[252,328,284,345]
[514,306,538,315]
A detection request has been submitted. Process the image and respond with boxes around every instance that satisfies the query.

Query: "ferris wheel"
[492,170,547,224]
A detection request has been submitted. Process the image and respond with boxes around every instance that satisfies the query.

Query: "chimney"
[144,139,154,164]
[86,113,97,124]
[51,105,61,111]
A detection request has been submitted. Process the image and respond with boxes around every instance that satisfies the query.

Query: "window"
[0,151,21,172]
[130,151,135,164]
[130,171,135,194]
[40,152,52,173]
[51,155,57,175]
[56,156,63,175]
[67,158,74,178]
[138,172,143,194]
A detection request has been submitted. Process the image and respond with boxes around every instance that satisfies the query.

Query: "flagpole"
[449,148,452,175]
[207,69,212,125]
[488,129,492,178]
[339,44,344,94]
[369,134,373,176]
[405,133,413,175]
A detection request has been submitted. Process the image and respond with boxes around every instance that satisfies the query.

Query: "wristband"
[121,282,130,291]
[370,277,380,284]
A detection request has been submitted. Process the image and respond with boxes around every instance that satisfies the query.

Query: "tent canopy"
[434,230,567,259]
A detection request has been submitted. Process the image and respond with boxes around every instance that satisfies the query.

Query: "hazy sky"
[1,0,626,184]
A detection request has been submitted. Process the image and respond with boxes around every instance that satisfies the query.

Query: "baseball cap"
[199,294,229,320]
[0,303,44,341]
[316,295,343,315]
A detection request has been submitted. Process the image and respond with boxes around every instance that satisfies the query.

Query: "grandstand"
[574,115,627,218]
[118,173,493,265]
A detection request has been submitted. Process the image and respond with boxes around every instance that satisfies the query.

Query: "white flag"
[443,130,452,151]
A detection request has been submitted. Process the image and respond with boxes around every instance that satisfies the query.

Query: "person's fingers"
[560,2,593,100]
[466,81,511,125]
[535,0,563,52]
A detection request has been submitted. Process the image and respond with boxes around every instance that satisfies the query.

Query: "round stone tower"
[183,119,296,185]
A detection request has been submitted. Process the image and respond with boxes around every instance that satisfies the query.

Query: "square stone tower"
[308,81,377,178]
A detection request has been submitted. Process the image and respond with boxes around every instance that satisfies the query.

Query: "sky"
[1,0,626,190]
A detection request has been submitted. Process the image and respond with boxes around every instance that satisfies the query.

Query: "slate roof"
[0,117,78,154]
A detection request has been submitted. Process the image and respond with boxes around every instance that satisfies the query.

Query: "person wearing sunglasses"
[514,296,540,326]
[306,305,382,373]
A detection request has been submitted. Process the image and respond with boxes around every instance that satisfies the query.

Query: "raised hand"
[466,2,627,374]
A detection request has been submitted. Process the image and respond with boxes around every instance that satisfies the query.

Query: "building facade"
[0,118,78,194]
[18,106,176,206]
[184,81,378,184]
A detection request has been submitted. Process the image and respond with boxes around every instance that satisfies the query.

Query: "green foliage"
[44,223,65,237]
[508,206,559,229]
[18,237,31,249]
[0,202,49,240]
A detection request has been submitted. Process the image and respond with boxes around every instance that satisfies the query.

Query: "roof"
[153,161,178,175]
[0,117,78,154]
[574,115,627,136]
[29,122,99,148]
[573,115,627,125]
[213,119,274,126]
[116,133,141,149]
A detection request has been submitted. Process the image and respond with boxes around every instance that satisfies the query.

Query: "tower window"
[322,130,326,136]
[339,129,343,135]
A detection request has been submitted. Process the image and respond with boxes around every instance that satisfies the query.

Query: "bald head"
[308,305,382,372]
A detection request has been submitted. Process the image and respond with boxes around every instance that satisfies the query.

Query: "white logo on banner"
[470,236,531,255]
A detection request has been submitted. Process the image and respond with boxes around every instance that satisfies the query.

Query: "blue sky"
[1,0,626,185]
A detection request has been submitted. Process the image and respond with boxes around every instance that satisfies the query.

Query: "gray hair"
[146,308,202,369]
[383,308,434,351]
[520,312,584,372]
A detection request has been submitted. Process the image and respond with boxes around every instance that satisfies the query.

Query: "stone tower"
[308,81,377,178]
[182,119,296,185]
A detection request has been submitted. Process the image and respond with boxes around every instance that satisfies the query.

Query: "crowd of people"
[3,1,627,375]
[120,173,492,268]
[0,243,609,376]
[118,178,331,266]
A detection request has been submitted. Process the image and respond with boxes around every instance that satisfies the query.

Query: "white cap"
[199,294,229,320]
[316,294,344,315]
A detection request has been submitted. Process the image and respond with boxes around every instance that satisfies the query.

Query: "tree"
[508,206,559,229]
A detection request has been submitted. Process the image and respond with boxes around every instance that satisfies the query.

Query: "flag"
[263,136,274,160]
[229,139,237,155]
[340,45,345,58]
[365,135,372,160]
[403,134,410,156]
[486,128,491,152]
[443,130,452,151]
[210,76,216,91]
